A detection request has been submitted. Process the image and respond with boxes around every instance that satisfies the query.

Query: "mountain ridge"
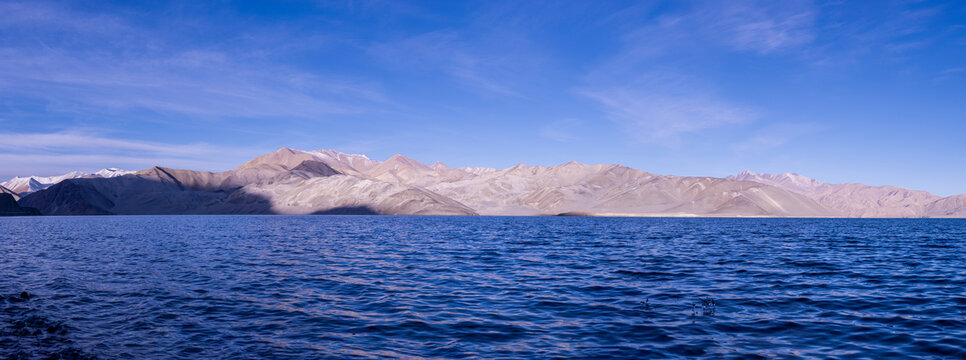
[11,148,966,217]
[728,170,959,218]
[1,168,135,195]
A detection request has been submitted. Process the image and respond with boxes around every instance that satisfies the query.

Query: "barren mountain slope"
[19,149,477,216]
[925,195,966,218]
[430,163,833,216]
[810,184,940,218]
[18,175,234,215]
[303,149,380,174]
[17,148,965,217]
[228,172,477,215]
[728,171,825,194]
[730,171,951,217]
[360,154,479,187]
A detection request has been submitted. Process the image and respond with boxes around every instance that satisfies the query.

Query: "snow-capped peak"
[460,167,498,176]
[728,170,825,195]
[1,168,133,195]
[304,149,378,172]
[430,161,448,171]
[93,168,136,178]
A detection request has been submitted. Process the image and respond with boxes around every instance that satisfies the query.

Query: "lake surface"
[1,216,964,359]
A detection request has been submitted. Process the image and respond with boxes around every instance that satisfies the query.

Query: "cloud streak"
[579,1,814,146]
[0,1,389,121]
[705,0,815,54]
[732,123,823,153]
[368,21,543,96]
[581,76,757,145]
[0,131,266,179]
[606,0,816,68]
[538,118,583,142]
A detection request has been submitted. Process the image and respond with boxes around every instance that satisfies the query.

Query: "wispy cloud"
[577,1,819,146]
[0,131,266,178]
[581,77,757,145]
[0,1,128,34]
[368,31,519,95]
[0,1,389,121]
[0,50,386,120]
[934,67,965,82]
[0,132,218,156]
[705,0,815,54]
[367,9,546,98]
[538,118,583,142]
[805,2,951,66]
[606,0,816,67]
[732,123,823,153]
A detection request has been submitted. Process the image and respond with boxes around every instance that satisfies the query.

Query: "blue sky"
[1,0,964,195]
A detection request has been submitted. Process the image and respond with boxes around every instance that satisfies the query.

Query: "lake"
[1,216,964,359]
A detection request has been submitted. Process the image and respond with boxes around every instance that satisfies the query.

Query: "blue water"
[0,216,964,359]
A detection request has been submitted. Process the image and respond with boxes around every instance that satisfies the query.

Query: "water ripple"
[0,216,964,358]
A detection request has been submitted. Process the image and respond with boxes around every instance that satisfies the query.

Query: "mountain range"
[1,168,135,195]
[6,148,965,217]
[728,171,966,218]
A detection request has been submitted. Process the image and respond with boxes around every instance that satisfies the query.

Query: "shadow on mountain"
[0,193,40,216]
[312,206,379,215]
[14,157,482,216]
[17,170,401,216]
[17,175,277,216]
